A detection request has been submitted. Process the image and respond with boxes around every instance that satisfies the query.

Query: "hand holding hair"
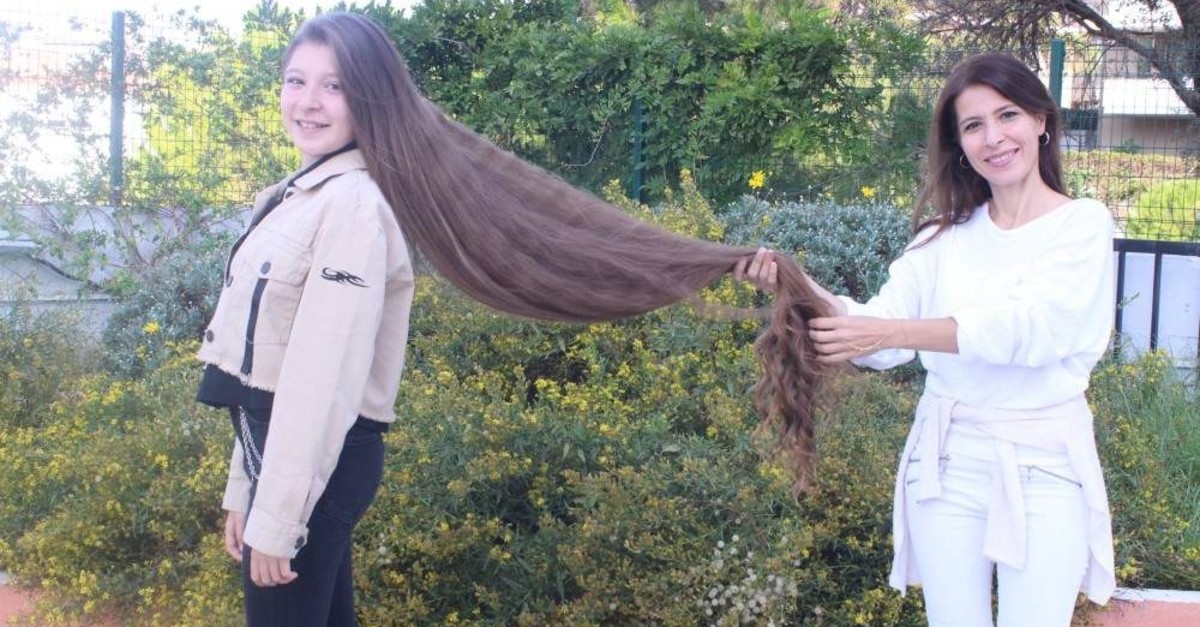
[808,316,890,362]
[734,247,779,293]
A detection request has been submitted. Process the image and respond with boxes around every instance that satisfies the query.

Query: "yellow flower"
[748,170,767,190]
[142,320,160,335]
[860,186,877,199]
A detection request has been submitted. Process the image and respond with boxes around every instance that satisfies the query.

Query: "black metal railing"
[1114,238,1200,360]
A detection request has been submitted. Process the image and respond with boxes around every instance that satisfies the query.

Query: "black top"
[196,365,275,410]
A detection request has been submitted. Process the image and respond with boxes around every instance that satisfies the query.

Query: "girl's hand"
[249,548,298,587]
[224,510,247,562]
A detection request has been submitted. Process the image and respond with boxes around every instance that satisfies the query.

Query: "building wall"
[1098,115,1198,156]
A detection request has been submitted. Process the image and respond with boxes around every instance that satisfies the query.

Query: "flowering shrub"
[0,296,96,429]
[0,342,238,625]
[1090,349,1200,589]
[0,176,1196,625]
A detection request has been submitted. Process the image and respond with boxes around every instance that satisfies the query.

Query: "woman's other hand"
[808,315,891,362]
[734,247,779,293]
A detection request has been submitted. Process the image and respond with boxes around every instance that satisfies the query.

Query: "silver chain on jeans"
[237,407,263,482]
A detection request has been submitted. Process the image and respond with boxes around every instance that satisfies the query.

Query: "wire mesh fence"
[1,6,1197,240]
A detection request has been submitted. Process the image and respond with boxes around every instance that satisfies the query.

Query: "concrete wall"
[1098,116,1197,156]
[0,249,115,336]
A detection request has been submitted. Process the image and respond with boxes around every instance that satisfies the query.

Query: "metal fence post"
[1049,39,1065,107]
[630,96,645,204]
[109,11,125,207]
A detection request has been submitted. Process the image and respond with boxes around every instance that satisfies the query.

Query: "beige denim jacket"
[198,149,414,558]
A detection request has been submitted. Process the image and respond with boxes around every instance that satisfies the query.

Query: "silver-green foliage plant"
[100,231,235,377]
[721,195,913,302]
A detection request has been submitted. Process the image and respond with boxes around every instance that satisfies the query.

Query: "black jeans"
[232,407,385,627]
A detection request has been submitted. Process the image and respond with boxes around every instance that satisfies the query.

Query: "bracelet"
[849,338,884,353]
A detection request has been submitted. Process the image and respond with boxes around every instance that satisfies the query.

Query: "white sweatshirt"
[842,198,1115,408]
[839,198,1118,604]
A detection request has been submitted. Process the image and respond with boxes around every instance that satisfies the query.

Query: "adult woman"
[196,11,832,626]
[742,53,1116,626]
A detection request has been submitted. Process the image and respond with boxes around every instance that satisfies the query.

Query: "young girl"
[197,12,832,625]
[741,53,1116,626]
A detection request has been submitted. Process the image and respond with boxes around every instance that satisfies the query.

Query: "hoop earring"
[1039,132,1051,146]
[959,154,971,169]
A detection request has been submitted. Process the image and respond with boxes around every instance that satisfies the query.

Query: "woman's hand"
[808,315,892,362]
[734,247,778,293]
[249,548,298,587]
[224,510,246,562]
[735,247,849,316]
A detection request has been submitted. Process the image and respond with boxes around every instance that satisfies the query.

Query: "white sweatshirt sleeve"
[839,228,939,370]
[953,202,1114,367]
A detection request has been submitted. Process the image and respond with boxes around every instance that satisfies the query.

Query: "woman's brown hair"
[914,52,1067,240]
[284,12,835,491]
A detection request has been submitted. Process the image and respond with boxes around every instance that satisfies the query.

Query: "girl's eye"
[285,77,304,86]
[961,121,980,133]
[324,82,341,92]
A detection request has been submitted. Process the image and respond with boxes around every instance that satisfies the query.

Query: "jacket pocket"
[243,230,311,348]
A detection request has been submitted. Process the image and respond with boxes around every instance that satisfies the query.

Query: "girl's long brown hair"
[286,12,835,491]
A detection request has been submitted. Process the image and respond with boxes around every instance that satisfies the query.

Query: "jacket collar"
[248,146,366,225]
[291,148,367,191]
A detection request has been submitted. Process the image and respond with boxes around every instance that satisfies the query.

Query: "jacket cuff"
[243,507,310,559]
[221,481,251,514]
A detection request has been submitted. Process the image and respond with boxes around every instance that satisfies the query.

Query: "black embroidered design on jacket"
[322,268,368,287]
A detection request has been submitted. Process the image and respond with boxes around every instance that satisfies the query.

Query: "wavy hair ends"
[913,52,1066,241]
[287,11,837,492]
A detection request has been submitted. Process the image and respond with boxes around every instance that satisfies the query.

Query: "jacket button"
[205,329,214,342]
[225,274,233,287]
[294,536,306,550]
[260,261,272,274]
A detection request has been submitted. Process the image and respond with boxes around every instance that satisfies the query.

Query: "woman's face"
[280,42,355,167]
[954,84,1046,192]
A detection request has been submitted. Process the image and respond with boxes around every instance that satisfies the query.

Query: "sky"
[24,1,417,35]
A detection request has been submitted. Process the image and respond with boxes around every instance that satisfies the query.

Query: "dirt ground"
[2,575,1198,626]
[0,584,33,625]
[0,577,119,627]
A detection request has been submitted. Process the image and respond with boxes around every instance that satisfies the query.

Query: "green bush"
[348,269,925,625]
[721,195,912,302]
[1090,349,1200,589]
[101,232,234,377]
[1062,151,1196,222]
[1126,179,1200,242]
[0,341,237,625]
[0,294,96,429]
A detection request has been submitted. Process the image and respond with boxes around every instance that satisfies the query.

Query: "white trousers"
[904,422,1090,627]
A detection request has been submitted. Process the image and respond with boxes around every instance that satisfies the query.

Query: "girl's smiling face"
[280,42,354,167]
